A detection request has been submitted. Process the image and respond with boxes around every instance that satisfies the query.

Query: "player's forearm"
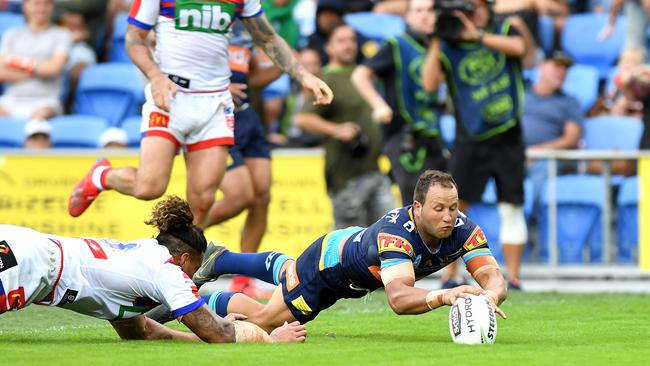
[294,113,339,137]
[248,64,284,89]
[473,268,507,305]
[481,34,526,58]
[232,320,273,343]
[244,16,309,83]
[351,66,388,110]
[125,27,163,81]
[385,281,437,314]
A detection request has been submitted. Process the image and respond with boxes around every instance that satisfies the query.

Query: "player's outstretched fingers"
[225,313,248,322]
[492,303,508,320]
[270,321,308,343]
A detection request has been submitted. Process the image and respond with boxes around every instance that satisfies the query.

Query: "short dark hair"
[413,170,457,204]
[325,21,355,43]
[144,195,207,256]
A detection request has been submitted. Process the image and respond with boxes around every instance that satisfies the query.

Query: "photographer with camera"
[352,0,449,207]
[422,0,528,290]
[296,23,394,229]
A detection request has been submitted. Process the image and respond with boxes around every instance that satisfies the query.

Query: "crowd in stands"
[0,0,646,268]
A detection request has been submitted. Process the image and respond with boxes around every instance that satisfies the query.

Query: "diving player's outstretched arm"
[381,262,484,315]
[241,15,333,106]
[466,255,508,319]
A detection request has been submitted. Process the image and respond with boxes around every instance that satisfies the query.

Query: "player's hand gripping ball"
[449,294,497,344]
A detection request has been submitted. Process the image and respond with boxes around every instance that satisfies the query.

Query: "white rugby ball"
[448,294,497,344]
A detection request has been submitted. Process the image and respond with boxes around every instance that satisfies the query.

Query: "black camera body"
[434,0,475,41]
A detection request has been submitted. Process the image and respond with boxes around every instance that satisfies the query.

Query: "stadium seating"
[75,63,145,127]
[0,116,27,148]
[120,116,143,148]
[617,176,639,263]
[0,12,25,40]
[560,13,626,77]
[467,179,503,263]
[343,12,405,42]
[537,175,605,264]
[49,114,108,148]
[439,114,455,149]
[109,12,130,63]
[583,115,643,150]
[538,15,555,56]
[524,63,599,113]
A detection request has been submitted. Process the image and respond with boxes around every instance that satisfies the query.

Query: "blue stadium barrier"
[120,116,143,148]
[109,12,130,63]
[538,175,604,264]
[75,63,145,127]
[0,12,25,40]
[617,176,638,263]
[49,114,108,148]
[561,13,626,77]
[0,116,27,147]
[343,12,405,42]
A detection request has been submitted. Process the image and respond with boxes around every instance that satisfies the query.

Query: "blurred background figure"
[0,0,71,120]
[296,23,395,228]
[99,127,129,149]
[23,118,52,149]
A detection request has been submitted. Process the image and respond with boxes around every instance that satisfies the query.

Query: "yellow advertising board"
[639,157,650,272]
[0,152,333,259]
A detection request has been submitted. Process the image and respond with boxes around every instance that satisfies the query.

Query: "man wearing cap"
[24,119,52,149]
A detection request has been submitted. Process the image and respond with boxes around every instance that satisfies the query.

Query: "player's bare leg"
[202,166,254,229]
[185,145,229,226]
[502,243,524,288]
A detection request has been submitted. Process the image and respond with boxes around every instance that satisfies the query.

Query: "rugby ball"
[448,294,497,344]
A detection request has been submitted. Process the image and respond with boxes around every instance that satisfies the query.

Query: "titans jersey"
[228,20,254,104]
[340,205,493,291]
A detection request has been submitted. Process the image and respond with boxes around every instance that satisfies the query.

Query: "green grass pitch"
[1,292,648,365]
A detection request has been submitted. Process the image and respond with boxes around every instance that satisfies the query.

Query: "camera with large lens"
[434,0,475,41]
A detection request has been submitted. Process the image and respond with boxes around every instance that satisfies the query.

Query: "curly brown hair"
[145,195,207,255]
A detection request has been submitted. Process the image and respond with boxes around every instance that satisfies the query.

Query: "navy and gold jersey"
[340,205,493,291]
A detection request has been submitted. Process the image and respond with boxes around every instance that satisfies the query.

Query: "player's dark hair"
[145,195,207,256]
[413,170,457,204]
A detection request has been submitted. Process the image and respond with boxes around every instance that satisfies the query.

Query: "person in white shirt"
[67,0,333,228]
[0,195,305,343]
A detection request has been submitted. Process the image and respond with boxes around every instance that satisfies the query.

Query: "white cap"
[98,127,129,147]
[24,119,52,137]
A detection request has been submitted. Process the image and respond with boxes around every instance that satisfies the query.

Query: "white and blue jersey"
[128,0,263,91]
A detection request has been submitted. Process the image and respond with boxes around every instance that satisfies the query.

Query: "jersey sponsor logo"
[290,295,312,315]
[225,114,235,130]
[57,289,79,306]
[377,233,414,257]
[463,227,487,251]
[175,0,236,34]
[149,112,170,128]
[7,287,25,311]
[285,261,300,291]
[0,241,18,273]
[82,238,108,260]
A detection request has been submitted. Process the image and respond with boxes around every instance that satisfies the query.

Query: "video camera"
[433,0,475,41]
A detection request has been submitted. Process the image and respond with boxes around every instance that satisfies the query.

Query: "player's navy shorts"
[280,227,368,323]
[227,106,271,170]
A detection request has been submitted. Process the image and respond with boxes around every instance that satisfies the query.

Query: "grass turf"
[1,292,648,365]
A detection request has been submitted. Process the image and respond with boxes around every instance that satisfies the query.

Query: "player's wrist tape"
[425,290,446,310]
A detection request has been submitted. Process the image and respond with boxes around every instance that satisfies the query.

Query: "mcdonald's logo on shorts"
[149,112,170,128]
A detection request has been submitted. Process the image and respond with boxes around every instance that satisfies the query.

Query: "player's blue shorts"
[227,106,271,170]
[280,227,368,323]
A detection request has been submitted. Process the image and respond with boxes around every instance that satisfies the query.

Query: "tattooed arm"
[125,24,176,111]
[242,15,333,105]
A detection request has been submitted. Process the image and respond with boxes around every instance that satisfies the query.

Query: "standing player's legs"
[185,146,229,226]
[202,164,254,228]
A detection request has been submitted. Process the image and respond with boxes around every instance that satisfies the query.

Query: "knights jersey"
[338,206,493,291]
[128,0,263,91]
[0,225,203,320]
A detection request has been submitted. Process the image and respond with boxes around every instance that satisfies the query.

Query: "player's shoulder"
[450,211,488,251]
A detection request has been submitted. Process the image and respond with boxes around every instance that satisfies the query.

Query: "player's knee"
[133,181,166,200]
[497,203,528,244]
[252,188,270,207]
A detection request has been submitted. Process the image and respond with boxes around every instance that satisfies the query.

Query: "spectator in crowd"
[99,127,129,149]
[352,0,448,206]
[23,119,52,149]
[600,0,650,50]
[263,0,301,48]
[60,11,97,113]
[423,0,528,289]
[294,0,318,47]
[619,63,650,149]
[522,51,583,209]
[0,0,72,120]
[296,23,395,228]
[55,0,107,58]
[608,48,646,118]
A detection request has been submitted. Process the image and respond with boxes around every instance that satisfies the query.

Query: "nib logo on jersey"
[175,0,236,34]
